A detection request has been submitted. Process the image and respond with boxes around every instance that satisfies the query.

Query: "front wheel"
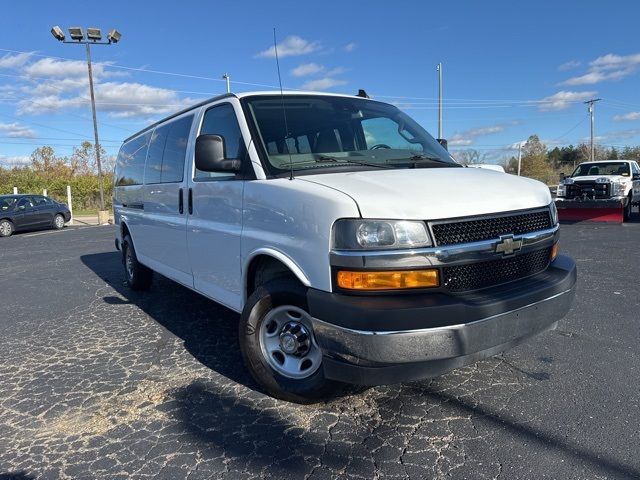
[239,279,336,403]
[121,234,153,290]
[623,196,632,222]
[53,214,65,230]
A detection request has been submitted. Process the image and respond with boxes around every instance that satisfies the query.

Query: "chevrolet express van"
[114,91,577,402]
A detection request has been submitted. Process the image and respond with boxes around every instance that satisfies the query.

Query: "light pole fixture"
[50,25,122,215]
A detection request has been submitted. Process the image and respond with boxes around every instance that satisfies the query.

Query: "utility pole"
[223,73,231,93]
[51,26,121,218]
[85,42,104,212]
[584,98,601,162]
[437,62,443,139]
[517,142,523,176]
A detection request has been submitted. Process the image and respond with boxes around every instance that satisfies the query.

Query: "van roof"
[123,90,374,143]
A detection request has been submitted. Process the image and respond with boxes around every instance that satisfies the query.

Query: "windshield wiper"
[386,154,452,168]
[286,155,393,169]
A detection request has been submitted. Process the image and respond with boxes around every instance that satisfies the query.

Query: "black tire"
[121,234,153,291]
[239,278,337,403]
[623,195,632,222]
[0,219,13,237]
[52,214,65,230]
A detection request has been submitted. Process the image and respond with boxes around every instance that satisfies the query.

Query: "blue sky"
[2,0,640,166]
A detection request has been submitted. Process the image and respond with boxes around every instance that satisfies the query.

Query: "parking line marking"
[22,227,90,237]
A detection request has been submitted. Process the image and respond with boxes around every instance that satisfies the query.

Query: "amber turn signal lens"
[337,269,439,290]
[551,242,559,261]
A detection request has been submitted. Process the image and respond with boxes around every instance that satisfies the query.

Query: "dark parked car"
[0,194,71,237]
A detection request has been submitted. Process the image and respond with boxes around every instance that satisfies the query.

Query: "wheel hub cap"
[279,322,311,356]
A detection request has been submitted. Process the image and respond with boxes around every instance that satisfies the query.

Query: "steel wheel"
[125,246,135,280]
[258,305,322,379]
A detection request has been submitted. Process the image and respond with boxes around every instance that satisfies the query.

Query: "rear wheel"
[239,278,336,403]
[121,234,153,290]
[0,219,13,237]
[53,214,65,230]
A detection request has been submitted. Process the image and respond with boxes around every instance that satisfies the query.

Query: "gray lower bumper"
[312,287,574,371]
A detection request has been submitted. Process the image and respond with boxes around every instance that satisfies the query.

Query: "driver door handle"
[188,188,193,215]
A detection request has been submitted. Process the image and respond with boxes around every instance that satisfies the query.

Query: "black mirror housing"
[633,173,640,180]
[437,138,448,151]
[195,134,241,173]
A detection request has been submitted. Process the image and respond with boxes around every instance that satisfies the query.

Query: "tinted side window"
[162,115,193,183]
[196,104,244,179]
[17,197,35,209]
[145,125,170,184]
[116,132,150,186]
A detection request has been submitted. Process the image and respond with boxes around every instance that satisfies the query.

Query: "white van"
[114,91,576,402]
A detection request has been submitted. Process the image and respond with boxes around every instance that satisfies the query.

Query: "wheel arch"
[243,249,311,303]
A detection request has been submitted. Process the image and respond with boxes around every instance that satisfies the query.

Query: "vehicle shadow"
[80,251,258,391]
[0,472,36,480]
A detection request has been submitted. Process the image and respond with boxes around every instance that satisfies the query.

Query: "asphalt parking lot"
[1,223,639,480]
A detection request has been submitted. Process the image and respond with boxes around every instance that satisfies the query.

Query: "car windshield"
[242,94,459,175]
[0,197,17,211]
[571,162,630,177]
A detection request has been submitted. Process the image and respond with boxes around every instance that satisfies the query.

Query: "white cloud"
[558,60,581,71]
[301,77,347,91]
[449,125,506,146]
[0,122,37,138]
[256,35,321,58]
[613,111,640,121]
[344,43,357,53]
[23,57,113,80]
[0,155,30,166]
[590,128,640,142]
[559,52,640,86]
[0,52,33,69]
[291,63,324,77]
[537,90,597,111]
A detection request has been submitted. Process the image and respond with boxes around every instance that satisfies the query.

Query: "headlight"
[333,219,432,250]
[595,177,610,184]
[613,180,629,196]
[562,178,574,184]
[549,202,559,226]
[556,184,566,197]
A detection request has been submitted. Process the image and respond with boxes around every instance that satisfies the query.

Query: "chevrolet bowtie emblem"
[495,235,522,256]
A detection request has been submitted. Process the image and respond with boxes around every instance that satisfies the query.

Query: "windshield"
[0,197,17,211]
[242,95,459,175]
[572,162,630,177]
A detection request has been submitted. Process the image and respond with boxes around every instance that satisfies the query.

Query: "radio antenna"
[273,28,294,180]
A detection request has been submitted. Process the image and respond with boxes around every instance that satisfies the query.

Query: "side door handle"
[188,188,193,215]
[178,188,184,214]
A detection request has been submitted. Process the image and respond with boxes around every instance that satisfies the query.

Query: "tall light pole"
[436,62,443,140]
[584,98,601,162]
[51,26,122,214]
[222,73,231,93]
[517,141,523,176]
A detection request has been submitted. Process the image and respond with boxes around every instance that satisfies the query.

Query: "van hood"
[301,167,551,220]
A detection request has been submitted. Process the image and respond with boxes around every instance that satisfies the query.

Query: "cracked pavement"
[0,224,638,479]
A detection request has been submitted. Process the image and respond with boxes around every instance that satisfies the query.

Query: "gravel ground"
[0,223,638,479]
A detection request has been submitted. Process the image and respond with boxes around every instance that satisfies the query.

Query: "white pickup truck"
[556,160,640,221]
[114,91,576,402]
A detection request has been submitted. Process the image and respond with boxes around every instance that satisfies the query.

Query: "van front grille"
[430,210,552,246]
[442,247,552,292]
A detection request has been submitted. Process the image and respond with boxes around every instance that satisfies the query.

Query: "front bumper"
[555,196,628,208]
[308,255,577,385]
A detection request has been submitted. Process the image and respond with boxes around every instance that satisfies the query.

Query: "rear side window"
[196,103,244,179]
[144,125,170,184]
[116,132,151,186]
[161,115,193,183]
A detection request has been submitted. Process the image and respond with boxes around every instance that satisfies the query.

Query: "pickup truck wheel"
[239,279,336,403]
[623,196,632,222]
[121,234,153,290]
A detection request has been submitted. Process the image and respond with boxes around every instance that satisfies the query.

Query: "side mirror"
[195,134,241,173]
[633,173,640,180]
[437,138,448,150]
[559,172,566,181]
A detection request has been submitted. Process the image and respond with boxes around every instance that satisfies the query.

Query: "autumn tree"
[69,141,108,176]
[520,135,554,184]
[30,146,71,176]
